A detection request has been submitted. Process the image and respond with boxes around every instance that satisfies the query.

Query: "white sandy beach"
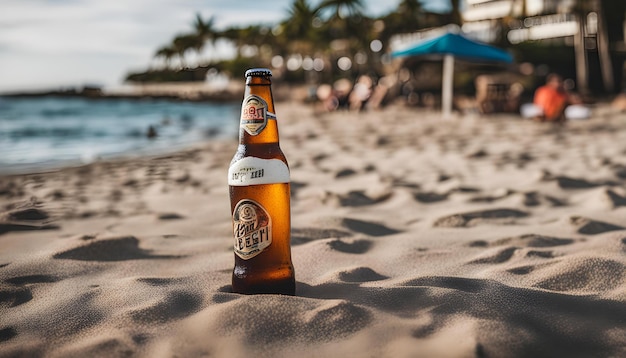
[1,101,626,357]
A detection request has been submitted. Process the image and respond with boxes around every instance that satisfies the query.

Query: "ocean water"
[0,96,240,173]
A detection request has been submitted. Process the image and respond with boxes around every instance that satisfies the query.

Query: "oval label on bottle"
[233,199,272,260]
[240,95,268,135]
[228,157,290,186]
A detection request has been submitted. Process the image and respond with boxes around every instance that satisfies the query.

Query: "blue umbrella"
[392,32,514,117]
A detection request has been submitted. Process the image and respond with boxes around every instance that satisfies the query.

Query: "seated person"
[533,74,569,122]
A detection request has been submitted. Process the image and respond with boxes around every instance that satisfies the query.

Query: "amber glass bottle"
[228,68,295,295]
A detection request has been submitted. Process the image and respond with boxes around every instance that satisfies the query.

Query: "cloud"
[0,0,405,92]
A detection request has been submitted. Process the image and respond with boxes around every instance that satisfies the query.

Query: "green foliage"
[511,42,576,74]
[218,57,266,79]
[134,0,464,83]
[125,67,210,83]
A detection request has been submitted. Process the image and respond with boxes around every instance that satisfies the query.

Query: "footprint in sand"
[335,168,357,178]
[554,175,616,189]
[413,191,448,203]
[570,216,625,235]
[468,191,514,203]
[525,250,556,258]
[0,287,33,307]
[6,207,49,221]
[301,300,371,340]
[507,264,548,275]
[468,189,567,206]
[130,291,203,324]
[533,258,625,293]
[466,148,489,159]
[338,190,392,207]
[490,233,575,248]
[53,236,179,261]
[402,276,486,293]
[391,178,421,189]
[340,218,401,237]
[613,164,626,179]
[451,186,482,193]
[5,274,59,285]
[291,227,352,245]
[327,239,372,254]
[521,191,567,207]
[466,233,576,266]
[0,327,17,343]
[0,180,23,198]
[470,247,554,264]
[136,277,181,286]
[337,267,388,283]
[216,296,371,344]
[434,208,529,228]
[157,213,185,220]
[0,205,59,235]
[604,189,626,208]
[468,247,518,264]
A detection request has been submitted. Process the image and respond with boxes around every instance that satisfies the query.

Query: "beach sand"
[1,101,626,357]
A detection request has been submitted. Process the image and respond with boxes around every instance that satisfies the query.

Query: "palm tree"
[377,0,425,54]
[154,45,177,69]
[193,13,216,42]
[282,0,323,54]
[284,0,318,39]
[399,0,422,15]
[192,13,218,62]
[381,0,424,36]
[173,33,201,68]
[317,0,364,20]
[222,24,280,60]
[316,0,368,50]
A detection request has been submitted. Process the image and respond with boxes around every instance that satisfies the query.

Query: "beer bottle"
[228,68,295,295]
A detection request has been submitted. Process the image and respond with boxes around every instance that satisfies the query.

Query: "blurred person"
[532,74,569,122]
[366,76,395,110]
[349,75,373,111]
[146,125,158,139]
[611,93,626,112]
[316,84,339,112]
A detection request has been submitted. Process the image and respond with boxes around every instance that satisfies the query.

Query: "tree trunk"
[442,54,454,119]
[597,0,614,93]
[574,13,589,95]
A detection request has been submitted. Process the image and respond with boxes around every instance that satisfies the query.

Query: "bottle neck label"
[240,95,276,136]
[233,199,272,260]
[228,157,290,186]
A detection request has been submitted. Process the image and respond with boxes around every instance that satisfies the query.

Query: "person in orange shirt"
[533,74,569,122]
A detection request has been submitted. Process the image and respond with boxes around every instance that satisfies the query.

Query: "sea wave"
[0,96,239,172]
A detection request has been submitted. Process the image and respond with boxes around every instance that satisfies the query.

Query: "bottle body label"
[240,95,269,135]
[228,157,289,186]
[233,199,272,260]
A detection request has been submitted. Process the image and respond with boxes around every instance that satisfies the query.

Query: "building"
[461,0,626,93]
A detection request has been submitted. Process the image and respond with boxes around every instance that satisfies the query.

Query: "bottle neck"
[239,76,279,145]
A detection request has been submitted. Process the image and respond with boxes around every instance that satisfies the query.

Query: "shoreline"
[0,138,234,177]
[0,80,314,103]
[0,99,623,178]
[0,83,243,103]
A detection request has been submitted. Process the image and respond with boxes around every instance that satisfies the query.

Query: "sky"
[0,0,450,93]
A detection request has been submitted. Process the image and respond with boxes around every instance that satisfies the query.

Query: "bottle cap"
[245,68,272,77]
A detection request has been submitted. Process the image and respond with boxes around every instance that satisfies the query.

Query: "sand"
[1,101,626,358]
